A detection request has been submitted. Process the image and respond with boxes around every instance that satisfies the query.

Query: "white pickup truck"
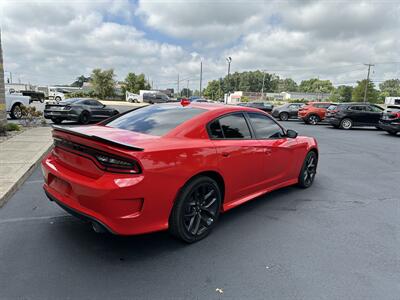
[6,89,31,119]
[126,91,141,103]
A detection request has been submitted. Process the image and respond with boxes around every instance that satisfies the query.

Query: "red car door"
[246,112,298,187]
[208,113,265,202]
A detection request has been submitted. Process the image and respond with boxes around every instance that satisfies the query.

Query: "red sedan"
[42,102,318,243]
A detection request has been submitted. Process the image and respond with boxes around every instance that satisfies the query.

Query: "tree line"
[203,70,400,103]
[69,69,151,99]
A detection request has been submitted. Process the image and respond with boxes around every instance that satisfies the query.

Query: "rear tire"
[169,176,221,243]
[298,151,318,188]
[79,111,91,124]
[306,114,320,125]
[387,130,398,136]
[340,118,353,130]
[279,112,289,121]
[10,104,22,119]
[55,96,61,102]
[51,118,63,124]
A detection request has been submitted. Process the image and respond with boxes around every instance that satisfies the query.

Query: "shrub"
[6,123,20,131]
[20,106,44,127]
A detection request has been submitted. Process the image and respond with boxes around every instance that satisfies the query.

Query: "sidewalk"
[0,127,53,206]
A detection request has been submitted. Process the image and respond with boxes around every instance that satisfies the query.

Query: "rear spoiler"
[52,125,144,151]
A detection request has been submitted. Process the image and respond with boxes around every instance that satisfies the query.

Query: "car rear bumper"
[41,152,171,235]
[44,110,79,120]
[379,120,400,132]
[326,117,340,126]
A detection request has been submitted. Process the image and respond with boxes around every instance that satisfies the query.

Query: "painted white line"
[25,180,44,184]
[0,214,72,225]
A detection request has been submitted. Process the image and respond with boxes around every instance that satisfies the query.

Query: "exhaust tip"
[91,221,107,234]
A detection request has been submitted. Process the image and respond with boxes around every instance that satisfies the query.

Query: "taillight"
[95,154,141,174]
[54,138,141,174]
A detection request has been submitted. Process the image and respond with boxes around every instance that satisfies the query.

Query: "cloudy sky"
[1,0,399,90]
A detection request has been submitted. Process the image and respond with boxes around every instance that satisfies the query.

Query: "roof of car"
[166,102,264,113]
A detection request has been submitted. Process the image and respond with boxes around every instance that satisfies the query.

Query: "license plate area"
[49,174,72,196]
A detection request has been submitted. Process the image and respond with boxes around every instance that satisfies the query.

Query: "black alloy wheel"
[79,111,91,124]
[298,151,318,188]
[51,118,63,124]
[279,112,289,121]
[169,176,221,243]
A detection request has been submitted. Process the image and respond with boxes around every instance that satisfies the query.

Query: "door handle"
[221,152,230,157]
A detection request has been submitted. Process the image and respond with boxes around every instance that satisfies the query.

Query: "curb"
[0,143,53,208]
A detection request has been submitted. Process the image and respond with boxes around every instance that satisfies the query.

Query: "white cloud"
[0,0,399,90]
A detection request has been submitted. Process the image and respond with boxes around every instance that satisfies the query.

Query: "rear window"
[106,104,206,136]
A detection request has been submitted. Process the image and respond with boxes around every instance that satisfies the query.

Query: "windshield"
[106,104,206,136]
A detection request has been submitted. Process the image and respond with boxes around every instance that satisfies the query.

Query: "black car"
[238,102,274,113]
[325,103,384,129]
[271,103,304,121]
[44,98,119,124]
[379,105,400,135]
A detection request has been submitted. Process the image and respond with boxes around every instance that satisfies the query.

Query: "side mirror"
[286,129,298,138]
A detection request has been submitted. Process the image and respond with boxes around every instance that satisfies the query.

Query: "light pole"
[261,70,266,100]
[199,60,203,97]
[225,57,232,103]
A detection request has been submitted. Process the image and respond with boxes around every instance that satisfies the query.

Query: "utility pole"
[199,61,203,97]
[177,74,180,97]
[0,30,7,128]
[261,71,266,100]
[363,63,374,103]
[187,80,189,97]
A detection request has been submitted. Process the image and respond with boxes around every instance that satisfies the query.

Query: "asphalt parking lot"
[0,121,398,300]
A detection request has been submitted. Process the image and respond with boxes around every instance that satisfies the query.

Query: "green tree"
[123,73,150,94]
[90,69,116,99]
[276,78,298,92]
[330,85,353,102]
[203,79,223,100]
[71,75,90,87]
[379,79,400,97]
[352,79,379,103]
[299,78,334,93]
[0,30,6,132]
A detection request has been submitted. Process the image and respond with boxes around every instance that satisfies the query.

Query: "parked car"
[5,89,31,119]
[126,92,140,103]
[44,98,119,124]
[238,102,274,113]
[42,102,318,243]
[298,102,331,125]
[272,103,304,121]
[143,92,170,104]
[325,103,384,129]
[379,105,400,135]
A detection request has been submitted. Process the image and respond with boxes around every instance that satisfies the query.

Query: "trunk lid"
[51,125,159,178]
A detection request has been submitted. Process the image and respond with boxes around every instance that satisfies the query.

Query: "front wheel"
[298,151,318,188]
[279,112,289,121]
[10,104,22,119]
[79,111,91,124]
[169,176,222,243]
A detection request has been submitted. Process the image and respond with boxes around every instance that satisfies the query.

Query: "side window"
[349,106,362,111]
[370,105,383,112]
[209,120,224,138]
[248,113,283,139]
[216,113,251,139]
